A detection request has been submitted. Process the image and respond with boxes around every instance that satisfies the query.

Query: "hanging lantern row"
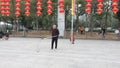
[85,0,92,14]
[97,0,103,14]
[47,0,52,15]
[112,0,119,14]
[5,0,10,16]
[15,0,21,17]
[1,0,5,16]
[59,0,64,13]
[1,0,10,16]
[25,0,30,16]
[36,0,42,16]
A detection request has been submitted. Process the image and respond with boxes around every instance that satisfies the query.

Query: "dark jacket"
[52,29,59,38]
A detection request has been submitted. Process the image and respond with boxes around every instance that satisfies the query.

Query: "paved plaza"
[0,37,120,68]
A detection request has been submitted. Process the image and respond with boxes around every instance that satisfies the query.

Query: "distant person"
[0,31,4,40]
[4,30,9,40]
[79,27,84,34]
[0,31,3,39]
[101,27,106,38]
[51,24,59,49]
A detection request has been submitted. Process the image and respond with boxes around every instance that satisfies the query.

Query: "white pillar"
[57,0,65,37]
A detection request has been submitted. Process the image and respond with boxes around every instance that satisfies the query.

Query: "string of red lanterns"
[25,0,30,16]
[0,0,119,16]
[15,0,21,17]
[85,0,92,14]
[36,0,42,16]
[5,0,10,16]
[1,0,5,16]
[112,0,119,14]
[59,0,64,13]
[47,0,52,15]
[97,0,103,14]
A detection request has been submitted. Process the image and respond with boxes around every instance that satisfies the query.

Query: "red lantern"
[25,0,30,16]
[60,9,64,13]
[1,1,5,16]
[25,6,30,10]
[36,0,42,16]
[59,4,64,8]
[86,3,92,8]
[26,0,30,2]
[85,0,92,14]
[6,11,10,16]
[85,8,91,14]
[16,0,21,2]
[25,2,30,6]
[16,7,20,11]
[59,0,64,3]
[112,2,118,8]
[37,2,42,6]
[86,0,92,3]
[15,11,20,17]
[47,5,52,9]
[37,7,42,11]
[97,8,103,14]
[36,11,42,16]
[4,0,10,16]
[47,9,52,15]
[112,7,119,14]
[47,0,52,15]
[5,7,10,10]
[59,0,64,13]
[97,0,103,14]
[25,11,30,16]
[16,3,20,7]
[15,0,21,17]
[112,0,119,14]
[112,0,119,2]
[47,0,52,5]
[98,0,103,2]
[97,3,103,8]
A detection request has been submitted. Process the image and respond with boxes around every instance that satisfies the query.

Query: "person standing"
[51,24,59,49]
[101,27,106,38]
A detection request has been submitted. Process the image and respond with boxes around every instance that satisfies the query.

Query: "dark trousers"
[51,37,58,49]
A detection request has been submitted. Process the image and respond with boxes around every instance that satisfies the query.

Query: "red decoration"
[15,11,20,17]
[47,0,52,4]
[59,0,64,13]
[112,2,118,8]
[112,0,119,14]
[97,0,103,14]
[86,0,92,2]
[60,9,64,13]
[15,0,21,17]
[97,3,103,8]
[112,7,119,13]
[97,8,103,14]
[85,8,91,14]
[3,0,11,16]
[47,9,52,15]
[86,3,92,8]
[47,0,52,15]
[1,1,5,16]
[36,0,42,16]
[112,0,119,2]
[98,0,103,2]
[85,0,92,14]
[25,0,30,16]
